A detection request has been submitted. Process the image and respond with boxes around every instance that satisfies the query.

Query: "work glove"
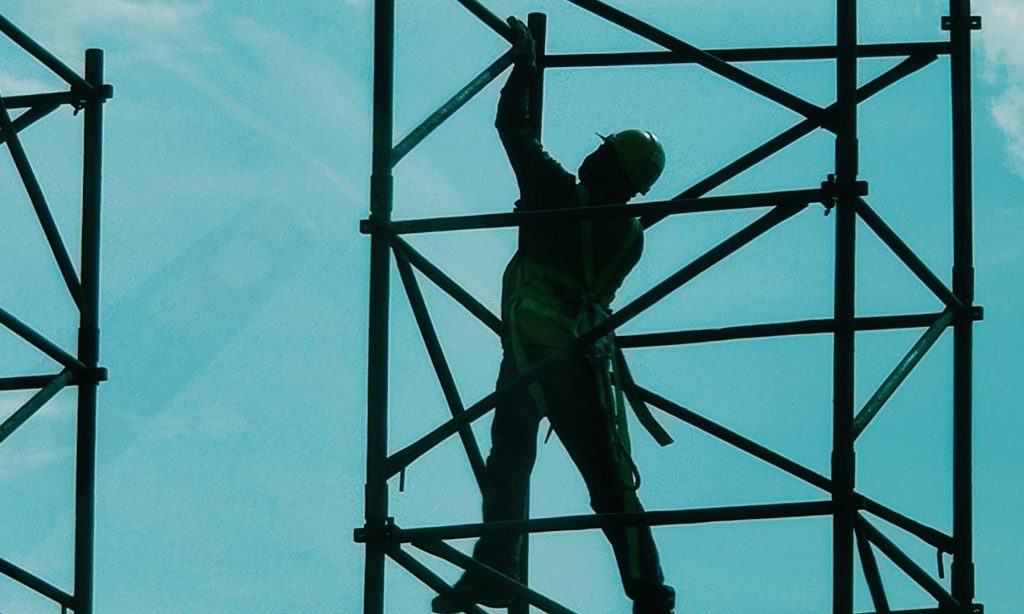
[506,16,535,67]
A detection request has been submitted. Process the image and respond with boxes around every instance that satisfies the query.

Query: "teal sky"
[0,1,1020,612]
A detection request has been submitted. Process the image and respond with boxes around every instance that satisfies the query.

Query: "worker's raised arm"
[496,16,575,211]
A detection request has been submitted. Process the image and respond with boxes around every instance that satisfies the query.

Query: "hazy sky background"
[0,1,1020,612]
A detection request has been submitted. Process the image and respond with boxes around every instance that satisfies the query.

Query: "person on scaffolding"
[431,15,676,614]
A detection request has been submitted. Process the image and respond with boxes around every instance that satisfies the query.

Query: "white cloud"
[0,70,51,95]
[978,0,1024,177]
[143,402,248,441]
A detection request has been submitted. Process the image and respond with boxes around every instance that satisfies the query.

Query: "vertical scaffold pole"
[833,1,858,613]
[74,48,105,614]
[949,0,975,609]
[365,1,394,613]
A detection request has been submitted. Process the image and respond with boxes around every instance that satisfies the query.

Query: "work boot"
[632,583,675,614]
[430,574,515,613]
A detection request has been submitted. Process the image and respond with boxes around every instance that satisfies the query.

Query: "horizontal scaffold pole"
[1,92,81,110]
[366,188,821,236]
[0,374,66,391]
[617,310,977,348]
[365,501,835,543]
[546,41,950,68]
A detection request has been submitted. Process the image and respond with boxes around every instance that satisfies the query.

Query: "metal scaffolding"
[358,1,983,612]
[0,14,110,614]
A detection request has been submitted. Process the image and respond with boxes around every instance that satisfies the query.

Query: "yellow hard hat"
[600,130,666,195]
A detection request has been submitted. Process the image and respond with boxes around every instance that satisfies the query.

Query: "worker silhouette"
[431,16,675,614]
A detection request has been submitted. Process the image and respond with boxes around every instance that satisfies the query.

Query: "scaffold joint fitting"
[820,175,868,215]
[354,516,397,544]
[941,15,982,31]
[359,216,392,235]
[74,366,108,384]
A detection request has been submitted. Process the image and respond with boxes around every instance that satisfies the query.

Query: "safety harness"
[504,189,674,475]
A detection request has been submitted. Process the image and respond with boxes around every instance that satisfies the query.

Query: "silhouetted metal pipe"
[453,0,514,40]
[394,248,487,488]
[73,47,105,614]
[0,555,75,608]
[853,311,954,439]
[855,522,892,613]
[376,188,821,235]
[2,92,78,109]
[0,374,63,391]
[637,387,833,492]
[0,95,84,307]
[0,104,61,146]
[387,547,488,614]
[948,0,976,606]
[618,312,958,348]
[0,14,94,92]
[0,370,73,445]
[414,539,576,614]
[364,2,394,612]
[860,498,954,552]
[856,199,962,311]
[642,53,936,228]
[392,501,833,543]
[392,237,502,335]
[0,305,86,370]
[546,42,949,67]
[392,51,514,166]
[833,1,859,611]
[565,0,831,127]
[858,517,961,611]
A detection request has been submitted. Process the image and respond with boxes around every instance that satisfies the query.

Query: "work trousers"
[471,345,674,612]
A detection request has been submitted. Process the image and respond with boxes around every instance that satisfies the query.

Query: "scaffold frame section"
[0,13,110,614]
[359,1,981,612]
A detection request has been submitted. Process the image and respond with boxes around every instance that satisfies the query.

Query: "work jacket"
[496,63,643,350]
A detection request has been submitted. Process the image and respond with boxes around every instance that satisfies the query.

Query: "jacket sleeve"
[496,64,576,211]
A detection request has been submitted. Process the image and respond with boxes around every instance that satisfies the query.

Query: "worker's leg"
[432,350,541,613]
[543,351,675,613]
[470,347,541,578]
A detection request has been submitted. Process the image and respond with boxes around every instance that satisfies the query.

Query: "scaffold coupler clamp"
[941,14,982,31]
[837,491,867,511]
[354,516,397,544]
[819,174,868,216]
[71,83,114,115]
[75,366,109,385]
[820,174,838,215]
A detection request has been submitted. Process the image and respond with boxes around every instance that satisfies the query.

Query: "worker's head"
[579,130,665,202]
